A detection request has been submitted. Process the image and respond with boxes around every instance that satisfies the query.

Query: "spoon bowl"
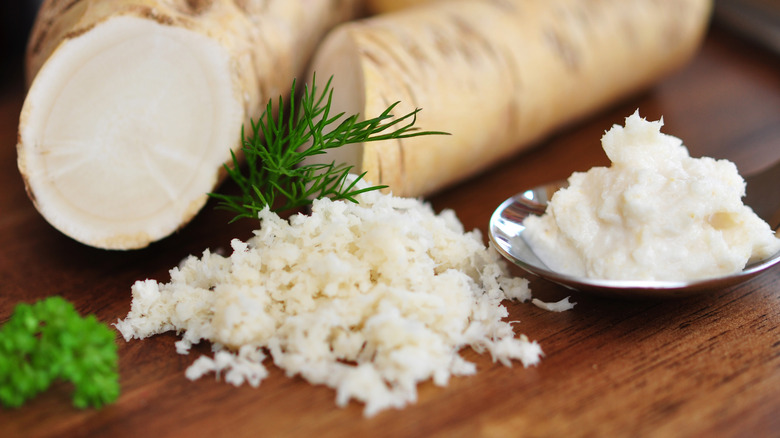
[489,181,780,298]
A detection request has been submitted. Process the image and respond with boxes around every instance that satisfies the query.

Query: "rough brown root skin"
[307,0,713,197]
[364,0,428,15]
[18,0,361,249]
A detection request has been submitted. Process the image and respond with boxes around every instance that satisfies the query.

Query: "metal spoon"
[488,160,780,298]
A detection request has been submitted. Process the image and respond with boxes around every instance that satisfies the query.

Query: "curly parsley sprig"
[209,74,448,221]
[0,296,119,409]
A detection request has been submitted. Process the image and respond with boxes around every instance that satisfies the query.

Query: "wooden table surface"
[1,23,779,438]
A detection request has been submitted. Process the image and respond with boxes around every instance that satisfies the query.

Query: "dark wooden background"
[1,19,779,438]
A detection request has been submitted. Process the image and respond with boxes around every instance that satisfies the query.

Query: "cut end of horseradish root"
[17,16,243,249]
[302,29,368,182]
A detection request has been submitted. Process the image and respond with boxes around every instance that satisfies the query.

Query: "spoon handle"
[743,159,780,230]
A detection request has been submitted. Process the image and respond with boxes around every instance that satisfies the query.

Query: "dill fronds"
[209,74,448,221]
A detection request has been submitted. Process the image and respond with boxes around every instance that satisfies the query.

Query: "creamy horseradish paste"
[522,111,780,281]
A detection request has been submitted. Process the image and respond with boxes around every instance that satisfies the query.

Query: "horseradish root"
[17,0,360,249]
[305,0,712,197]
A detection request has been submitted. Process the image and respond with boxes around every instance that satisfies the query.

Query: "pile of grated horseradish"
[115,184,559,417]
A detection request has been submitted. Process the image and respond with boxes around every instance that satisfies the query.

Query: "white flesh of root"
[18,0,361,250]
[19,16,241,249]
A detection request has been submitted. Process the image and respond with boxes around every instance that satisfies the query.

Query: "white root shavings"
[185,345,268,387]
[532,297,577,312]
[115,187,547,417]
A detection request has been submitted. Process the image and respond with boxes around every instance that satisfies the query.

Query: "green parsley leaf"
[0,296,119,409]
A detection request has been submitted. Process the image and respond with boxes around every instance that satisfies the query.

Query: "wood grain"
[1,24,779,438]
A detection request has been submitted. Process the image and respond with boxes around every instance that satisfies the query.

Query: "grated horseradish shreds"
[115,186,544,417]
[532,297,576,313]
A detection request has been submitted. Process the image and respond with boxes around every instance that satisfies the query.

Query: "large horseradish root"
[305,0,713,197]
[17,0,360,249]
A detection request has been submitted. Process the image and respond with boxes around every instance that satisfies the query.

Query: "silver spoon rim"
[488,183,780,298]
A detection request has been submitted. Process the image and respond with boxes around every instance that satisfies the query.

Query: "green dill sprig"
[209,74,448,222]
[0,296,119,409]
